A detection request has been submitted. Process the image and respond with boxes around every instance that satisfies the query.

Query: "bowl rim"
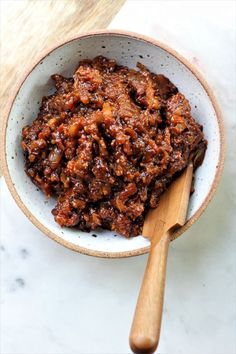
[0,29,225,258]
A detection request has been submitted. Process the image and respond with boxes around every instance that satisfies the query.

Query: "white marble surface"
[1,1,236,353]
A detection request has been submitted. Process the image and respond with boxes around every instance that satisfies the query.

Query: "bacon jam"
[21,56,207,237]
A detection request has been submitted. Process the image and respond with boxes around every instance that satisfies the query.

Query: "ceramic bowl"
[0,30,224,258]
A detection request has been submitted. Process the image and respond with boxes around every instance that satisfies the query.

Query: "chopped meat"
[21,56,207,237]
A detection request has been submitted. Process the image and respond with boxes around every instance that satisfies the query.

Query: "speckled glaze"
[0,30,224,257]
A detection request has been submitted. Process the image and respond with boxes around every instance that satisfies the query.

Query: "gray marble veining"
[1,1,236,353]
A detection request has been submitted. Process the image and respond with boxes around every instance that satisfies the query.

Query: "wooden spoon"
[129,163,193,354]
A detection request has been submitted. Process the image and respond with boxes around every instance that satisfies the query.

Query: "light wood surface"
[0,0,125,175]
[0,0,125,115]
[130,164,193,354]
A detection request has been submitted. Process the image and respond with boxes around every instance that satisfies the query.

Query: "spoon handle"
[129,232,170,354]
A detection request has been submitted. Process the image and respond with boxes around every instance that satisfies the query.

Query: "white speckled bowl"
[0,30,224,257]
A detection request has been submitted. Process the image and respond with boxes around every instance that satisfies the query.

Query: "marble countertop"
[1,1,236,353]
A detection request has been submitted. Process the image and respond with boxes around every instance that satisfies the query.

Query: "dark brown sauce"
[21,56,207,237]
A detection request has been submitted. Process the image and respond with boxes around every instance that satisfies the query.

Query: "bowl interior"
[5,33,221,255]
